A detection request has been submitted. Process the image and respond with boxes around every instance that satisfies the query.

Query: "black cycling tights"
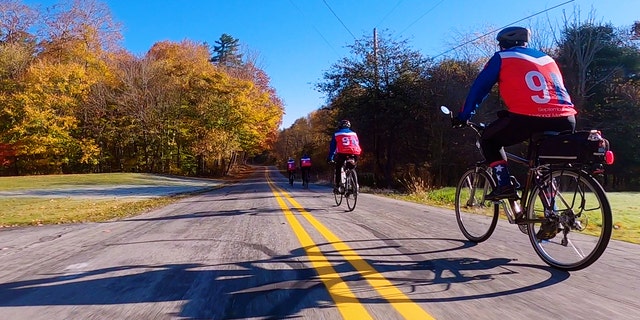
[480,112,575,164]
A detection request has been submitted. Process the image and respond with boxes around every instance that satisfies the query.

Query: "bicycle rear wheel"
[455,168,499,242]
[345,170,358,211]
[526,169,612,271]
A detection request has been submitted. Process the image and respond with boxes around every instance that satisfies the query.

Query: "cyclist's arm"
[329,136,337,160]
[459,53,501,121]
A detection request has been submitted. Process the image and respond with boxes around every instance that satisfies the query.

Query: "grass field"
[0,169,252,228]
[387,188,640,244]
[0,173,163,190]
[0,173,214,227]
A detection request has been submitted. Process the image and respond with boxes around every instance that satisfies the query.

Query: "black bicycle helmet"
[339,119,351,129]
[496,26,530,48]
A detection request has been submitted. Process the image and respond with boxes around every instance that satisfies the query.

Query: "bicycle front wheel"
[455,168,499,242]
[345,170,358,211]
[527,169,612,271]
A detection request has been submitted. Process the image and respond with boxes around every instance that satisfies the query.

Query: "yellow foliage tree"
[6,60,99,173]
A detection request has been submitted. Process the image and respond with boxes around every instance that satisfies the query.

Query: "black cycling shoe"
[536,220,560,240]
[485,185,518,201]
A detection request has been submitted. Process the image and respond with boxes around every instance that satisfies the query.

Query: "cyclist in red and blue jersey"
[455,26,577,201]
[328,119,362,194]
[286,157,296,181]
[300,153,312,185]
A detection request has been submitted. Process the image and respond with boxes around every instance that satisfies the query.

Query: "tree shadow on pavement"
[0,237,570,319]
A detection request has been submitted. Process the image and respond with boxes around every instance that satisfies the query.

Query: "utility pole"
[373,28,381,187]
[373,28,379,91]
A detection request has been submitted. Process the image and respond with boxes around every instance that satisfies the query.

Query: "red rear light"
[605,150,615,165]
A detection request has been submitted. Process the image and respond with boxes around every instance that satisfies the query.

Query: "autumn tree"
[0,1,283,177]
[108,39,283,176]
[0,0,121,174]
[0,1,38,172]
[0,0,38,44]
[0,0,38,82]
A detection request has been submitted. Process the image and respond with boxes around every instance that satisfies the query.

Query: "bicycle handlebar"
[463,120,485,132]
[440,105,485,134]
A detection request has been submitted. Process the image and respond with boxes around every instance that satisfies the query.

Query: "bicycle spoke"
[566,239,587,258]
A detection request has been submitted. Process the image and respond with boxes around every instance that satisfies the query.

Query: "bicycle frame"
[501,147,554,225]
[451,107,556,224]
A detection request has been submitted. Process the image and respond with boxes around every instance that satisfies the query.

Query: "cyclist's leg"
[334,155,346,192]
[481,114,529,199]
[483,114,574,159]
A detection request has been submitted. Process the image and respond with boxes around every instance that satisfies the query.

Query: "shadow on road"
[0,237,570,319]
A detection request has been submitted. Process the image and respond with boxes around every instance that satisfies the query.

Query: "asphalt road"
[0,166,638,319]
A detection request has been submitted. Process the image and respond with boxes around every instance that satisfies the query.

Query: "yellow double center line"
[266,170,435,320]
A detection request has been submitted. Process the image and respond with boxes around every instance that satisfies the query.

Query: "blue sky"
[23,0,639,128]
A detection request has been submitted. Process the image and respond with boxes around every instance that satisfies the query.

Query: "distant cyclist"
[286,157,296,185]
[300,153,312,187]
[328,119,362,194]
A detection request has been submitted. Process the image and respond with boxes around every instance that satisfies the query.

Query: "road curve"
[0,166,638,320]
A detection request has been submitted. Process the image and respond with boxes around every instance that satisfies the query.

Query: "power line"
[432,0,575,59]
[397,0,445,36]
[376,0,404,29]
[288,0,340,57]
[322,0,357,40]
